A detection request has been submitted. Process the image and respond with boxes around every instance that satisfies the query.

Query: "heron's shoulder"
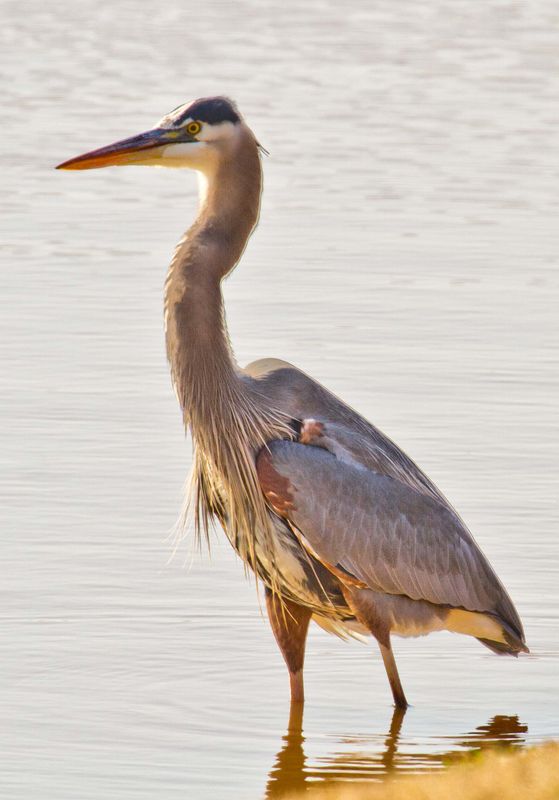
[242,358,330,408]
[243,357,299,379]
[243,359,457,512]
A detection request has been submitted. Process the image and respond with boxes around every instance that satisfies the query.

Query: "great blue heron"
[57,96,528,709]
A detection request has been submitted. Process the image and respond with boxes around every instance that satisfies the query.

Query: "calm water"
[2,1,559,798]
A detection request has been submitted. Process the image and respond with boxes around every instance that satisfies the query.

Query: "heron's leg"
[378,639,408,710]
[340,584,409,709]
[265,588,312,703]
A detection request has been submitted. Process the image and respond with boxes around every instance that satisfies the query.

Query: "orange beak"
[56,126,196,171]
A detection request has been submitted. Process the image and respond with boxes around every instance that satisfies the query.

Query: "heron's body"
[58,96,528,709]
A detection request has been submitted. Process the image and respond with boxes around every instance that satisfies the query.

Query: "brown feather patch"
[299,418,325,444]
[256,448,296,516]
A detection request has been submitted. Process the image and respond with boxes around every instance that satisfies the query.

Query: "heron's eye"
[186,120,202,136]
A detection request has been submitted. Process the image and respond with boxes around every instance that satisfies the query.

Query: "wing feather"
[257,440,524,641]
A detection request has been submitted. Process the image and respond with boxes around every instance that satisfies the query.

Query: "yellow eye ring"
[186,120,202,136]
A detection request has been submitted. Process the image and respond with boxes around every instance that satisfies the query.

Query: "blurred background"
[1,1,558,798]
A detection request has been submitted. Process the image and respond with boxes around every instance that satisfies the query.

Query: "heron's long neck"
[164,134,290,575]
[164,135,262,433]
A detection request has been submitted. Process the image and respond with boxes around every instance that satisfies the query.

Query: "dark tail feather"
[477,617,529,656]
[478,637,519,656]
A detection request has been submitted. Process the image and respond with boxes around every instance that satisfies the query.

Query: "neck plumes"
[164,128,289,568]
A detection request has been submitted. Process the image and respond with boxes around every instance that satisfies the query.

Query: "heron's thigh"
[265,589,312,674]
[340,585,391,644]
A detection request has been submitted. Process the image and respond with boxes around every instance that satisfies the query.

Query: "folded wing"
[257,440,525,645]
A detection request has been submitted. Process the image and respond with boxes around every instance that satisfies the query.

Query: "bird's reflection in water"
[266,705,527,798]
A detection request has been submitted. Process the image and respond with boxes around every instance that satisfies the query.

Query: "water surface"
[1,1,559,798]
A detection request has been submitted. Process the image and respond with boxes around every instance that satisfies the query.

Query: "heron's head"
[56,96,251,173]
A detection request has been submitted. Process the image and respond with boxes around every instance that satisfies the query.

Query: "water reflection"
[266,706,527,798]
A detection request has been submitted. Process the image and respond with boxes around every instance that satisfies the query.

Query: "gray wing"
[257,440,525,642]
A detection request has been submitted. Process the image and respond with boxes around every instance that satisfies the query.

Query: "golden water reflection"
[266,706,527,798]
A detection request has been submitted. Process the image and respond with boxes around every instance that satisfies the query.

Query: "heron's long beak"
[56,127,195,170]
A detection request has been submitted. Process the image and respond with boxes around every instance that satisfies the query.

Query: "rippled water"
[2,1,559,798]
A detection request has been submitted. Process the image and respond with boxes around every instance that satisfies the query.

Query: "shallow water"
[1,1,559,798]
